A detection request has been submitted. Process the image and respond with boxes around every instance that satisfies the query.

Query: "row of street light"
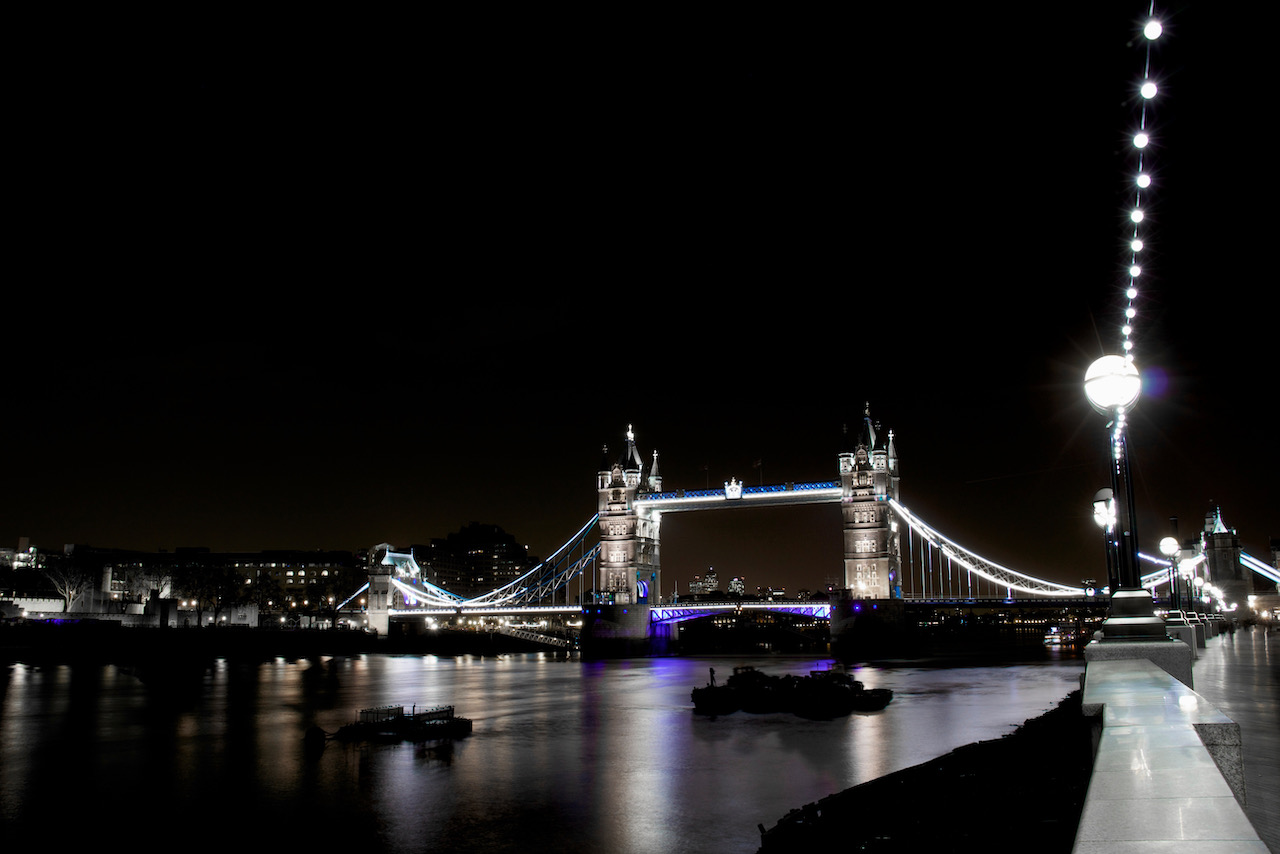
[1084,11,1176,645]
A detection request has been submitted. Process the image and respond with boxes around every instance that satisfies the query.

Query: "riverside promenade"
[1075,625,1278,853]
[1190,625,1279,851]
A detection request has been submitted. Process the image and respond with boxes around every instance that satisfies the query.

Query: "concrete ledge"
[1073,658,1263,852]
[1083,637,1194,688]
[1165,624,1197,658]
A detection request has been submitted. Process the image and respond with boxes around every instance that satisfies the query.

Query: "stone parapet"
[1073,657,1264,852]
[1083,636,1194,688]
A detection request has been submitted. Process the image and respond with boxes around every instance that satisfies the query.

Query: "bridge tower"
[584,426,660,655]
[365,543,394,636]
[831,407,905,659]
[838,406,901,599]
[595,426,662,604]
[1201,506,1249,610]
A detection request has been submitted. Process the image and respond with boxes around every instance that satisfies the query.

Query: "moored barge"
[332,704,473,743]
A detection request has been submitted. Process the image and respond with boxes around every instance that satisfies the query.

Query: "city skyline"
[6,4,1274,597]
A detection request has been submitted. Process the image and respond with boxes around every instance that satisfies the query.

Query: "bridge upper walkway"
[637,480,841,511]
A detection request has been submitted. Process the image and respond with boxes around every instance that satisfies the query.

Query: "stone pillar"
[366,563,392,636]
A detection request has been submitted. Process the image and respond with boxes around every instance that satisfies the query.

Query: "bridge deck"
[1074,649,1266,851]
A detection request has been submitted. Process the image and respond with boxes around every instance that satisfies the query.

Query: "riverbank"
[0,620,563,665]
[757,688,1094,853]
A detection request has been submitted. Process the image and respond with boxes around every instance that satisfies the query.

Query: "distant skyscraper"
[689,568,719,595]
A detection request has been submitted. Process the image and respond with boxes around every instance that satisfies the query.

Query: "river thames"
[1,650,1084,852]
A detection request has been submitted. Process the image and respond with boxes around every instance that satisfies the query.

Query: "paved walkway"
[1190,625,1279,853]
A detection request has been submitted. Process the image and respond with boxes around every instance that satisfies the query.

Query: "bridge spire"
[624,423,645,472]
[859,404,877,451]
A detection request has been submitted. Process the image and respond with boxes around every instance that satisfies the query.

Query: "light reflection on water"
[1,652,1082,852]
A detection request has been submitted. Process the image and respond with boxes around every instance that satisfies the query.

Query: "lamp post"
[1159,536,1188,627]
[1179,561,1194,616]
[1092,488,1118,594]
[1084,355,1166,641]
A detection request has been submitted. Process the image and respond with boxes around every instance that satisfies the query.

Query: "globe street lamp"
[1084,355,1166,641]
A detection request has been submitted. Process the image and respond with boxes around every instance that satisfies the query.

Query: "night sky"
[7,4,1274,596]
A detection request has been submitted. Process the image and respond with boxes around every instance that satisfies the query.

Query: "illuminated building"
[416,522,539,600]
[688,568,720,595]
[838,407,900,599]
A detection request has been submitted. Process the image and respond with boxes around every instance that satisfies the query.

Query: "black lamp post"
[1159,536,1183,613]
[1092,487,1118,594]
[1084,355,1166,641]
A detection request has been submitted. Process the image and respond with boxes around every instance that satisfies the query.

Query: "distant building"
[3,543,363,624]
[727,576,745,595]
[688,568,719,595]
[415,522,538,600]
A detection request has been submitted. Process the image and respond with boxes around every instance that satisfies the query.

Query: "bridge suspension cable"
[1241,552,1280,584]
[889,499,1085,597]
[1138,550,1278,612]
[1137,550,1201,590]
[1139,550,1278,589]
[386,515,600,610]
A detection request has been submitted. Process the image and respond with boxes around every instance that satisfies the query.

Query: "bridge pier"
[580,603,652,658]
[830,594,907,661]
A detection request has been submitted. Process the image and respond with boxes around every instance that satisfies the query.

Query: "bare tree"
[43,563,96,612]
[175,564,245,626]
[133,563,174,601]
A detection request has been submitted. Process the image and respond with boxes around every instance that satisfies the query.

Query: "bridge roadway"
[391,595,1108,624]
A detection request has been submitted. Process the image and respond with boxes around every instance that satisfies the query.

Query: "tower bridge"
[359,410,1276,656]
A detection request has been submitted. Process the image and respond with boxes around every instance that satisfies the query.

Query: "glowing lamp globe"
[1085,355,1141,414]
[1093,487,1115,530]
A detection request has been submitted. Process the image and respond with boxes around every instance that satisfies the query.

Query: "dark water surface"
[1,652,1083,852]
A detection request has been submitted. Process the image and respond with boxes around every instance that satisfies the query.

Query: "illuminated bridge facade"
[352,414,1276,649]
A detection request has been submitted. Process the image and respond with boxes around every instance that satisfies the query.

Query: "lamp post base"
[1098,588,1169,641]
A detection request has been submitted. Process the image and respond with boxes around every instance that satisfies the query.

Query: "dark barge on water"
[692,666,892,719]
[310,704,473,748]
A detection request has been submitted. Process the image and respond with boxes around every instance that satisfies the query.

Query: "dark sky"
[7,4,1275,596]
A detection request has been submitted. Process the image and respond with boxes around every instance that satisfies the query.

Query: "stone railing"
[1073,657,1264,851]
